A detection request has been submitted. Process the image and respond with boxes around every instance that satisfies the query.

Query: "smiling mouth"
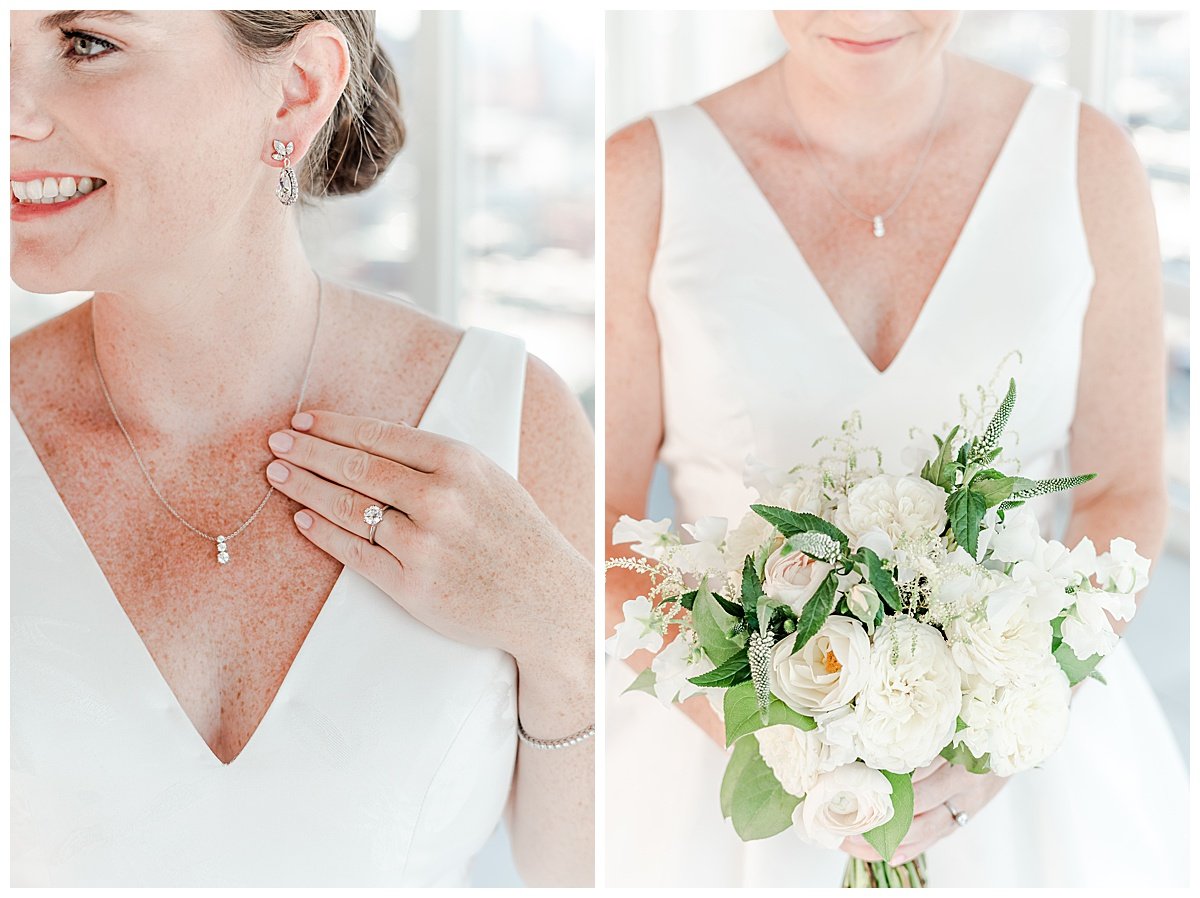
[11,175,108,205]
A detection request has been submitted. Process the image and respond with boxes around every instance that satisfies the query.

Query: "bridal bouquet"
[606,380,1148,888]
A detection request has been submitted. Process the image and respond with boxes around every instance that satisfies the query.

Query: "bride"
[605,10,1186,887]
[10,10,593,887]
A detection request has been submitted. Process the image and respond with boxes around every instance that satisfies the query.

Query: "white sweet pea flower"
[856,527,896,564]
[604,595,663,659]
[1095,537,1151,595]
[813,704,862,758]
[1010,539,1077,622]
[792,762,896,849]
[650,634,714,705]
[987,505,1043,563]
[755,724,853,798]
[1059,584,1137,660]
[676,516,728,574]
[743,455,794,502]
[612,515,677,560]
[900,429,940,476]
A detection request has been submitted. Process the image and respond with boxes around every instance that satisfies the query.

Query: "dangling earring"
[271,139,298,205]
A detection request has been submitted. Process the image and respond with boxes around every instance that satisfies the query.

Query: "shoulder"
[1076,99,1153,220]
[11,301,92,425]
[606,117,662,235]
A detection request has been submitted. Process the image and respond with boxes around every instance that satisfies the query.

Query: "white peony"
[944,595,1053,688]
[724,510,777,574]
[1095,537,1151,595]
[777,476,826,515]
[957,659,1071,776]
[855,616,962,773]
[834,474,949,551]
[771,616,871,715]
[755,724,854,798]
[762,545,833,615]
[792,762,896,849]
[605,595,662,659]
[612,515,677,559]
[650,634,714,705]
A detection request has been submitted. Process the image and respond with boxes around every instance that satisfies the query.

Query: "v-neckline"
[690,82,1040,375]
[10,326,477,769]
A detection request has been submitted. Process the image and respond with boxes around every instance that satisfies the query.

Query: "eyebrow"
[38,10,142,32]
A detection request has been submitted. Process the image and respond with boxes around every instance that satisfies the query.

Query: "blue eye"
[58,29,117,64]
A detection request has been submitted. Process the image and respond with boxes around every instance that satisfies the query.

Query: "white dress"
[605,84,1189,886]
[12,327,527,887]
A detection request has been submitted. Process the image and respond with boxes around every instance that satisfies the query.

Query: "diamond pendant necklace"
[778,61,949,238]
[90,273,324,565]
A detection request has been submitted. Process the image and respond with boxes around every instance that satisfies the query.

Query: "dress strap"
[418,327,526,477]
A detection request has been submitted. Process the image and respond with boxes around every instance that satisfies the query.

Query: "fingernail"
[267,461,289,483]
[292,412,313,431]
[269,431,294,452]
[294,510,313,530]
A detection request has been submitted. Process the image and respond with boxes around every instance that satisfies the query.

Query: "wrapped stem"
[842,854,928,888]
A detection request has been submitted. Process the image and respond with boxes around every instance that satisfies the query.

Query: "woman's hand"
[264,408,592,671]
[840,758,1008,865]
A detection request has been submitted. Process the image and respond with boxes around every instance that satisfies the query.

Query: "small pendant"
[872,215,885,238]
[216,535,230,565]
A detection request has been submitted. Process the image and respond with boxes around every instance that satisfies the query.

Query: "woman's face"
[10,10,283,294]
[773,10,961,96]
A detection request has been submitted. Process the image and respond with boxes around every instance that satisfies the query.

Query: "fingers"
[911,756,947,784]
[292,409,448,473]
[892,806,957,865]
[840,835,883,862]
[266,457,415,551]
[292,506,403,595]
[268,427,427,513]
[911,763,962,815]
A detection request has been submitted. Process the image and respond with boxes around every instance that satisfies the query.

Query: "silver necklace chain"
[778,61,949,236]
[89,273,324,558]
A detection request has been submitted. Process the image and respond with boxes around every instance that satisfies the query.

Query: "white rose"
[771,616,871,715]
[944,596,1052,688]
[755,724,849,797]
[650,634,714,705]
[957,660,1071,776]
[1095,537,1151,595]
[604,595,662,659]
[855,616,962,773]
[834,474,949,551]
[792,762,896,849]
[762,545,833,614]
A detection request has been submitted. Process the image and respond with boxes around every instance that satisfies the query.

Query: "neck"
[89,226,322,440]
[778,51,952,160]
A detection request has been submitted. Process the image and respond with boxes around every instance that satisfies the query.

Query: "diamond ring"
[944,800,969,827]
[363,504,392,546]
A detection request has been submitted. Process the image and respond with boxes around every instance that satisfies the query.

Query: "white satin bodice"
[11,327,527,886]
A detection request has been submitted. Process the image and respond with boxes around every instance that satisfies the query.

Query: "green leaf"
[688,653,751,688]
[1011,472,1098,499]
[922,424,961,492]
[1054,640,1104,687]
[967,469,1017,507]
[750,504,849,547]
[742,556,763,632]
[941,739,992,775]
[857,546,901,612]
[946,487,987,558]
[789,570,839,656]
[677,590,698,611]
[692,580,743,665]
[1087,668,1108,685]
[621,667,656,696]
[713,592,746,619]
[955,716,968,732]
[723,681,816,747]
[719,734,802,840]
[862,771,914,863]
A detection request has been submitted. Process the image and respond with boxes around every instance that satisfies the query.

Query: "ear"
[264,20,351,166]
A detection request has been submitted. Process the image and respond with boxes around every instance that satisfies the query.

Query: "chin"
[9,257,93,297]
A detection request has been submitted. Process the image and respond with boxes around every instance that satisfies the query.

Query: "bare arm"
[506,354,596,886]
[604,119,726,748]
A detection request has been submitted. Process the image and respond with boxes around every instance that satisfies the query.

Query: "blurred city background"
[10,10,594,887]
[607,10,1190,761]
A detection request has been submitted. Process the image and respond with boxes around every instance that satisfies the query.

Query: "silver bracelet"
[516,718,596,750]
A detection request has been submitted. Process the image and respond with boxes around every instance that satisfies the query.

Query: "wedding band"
[363,503,391,545]
[944,800,969,827]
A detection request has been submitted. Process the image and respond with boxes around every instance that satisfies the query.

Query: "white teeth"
[12,181,27,201]
[42,177,59,198]
[10,175,105,205]
[26,179,42,200]
[78,177,93,194]
[59,176,76,196]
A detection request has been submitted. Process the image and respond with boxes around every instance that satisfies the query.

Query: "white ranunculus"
[834,474,949,551]
[676,516,728,575]
[958,660,1071,776]
[612,515,677,560]
[855,616,962,773]
[604,595,662,659]
[792,762,896,849]
[944,596,1052,688]
[755,724,850,798]
[762,545,833,615]
[650,634,714,705]
[1095,537,1151,595]
[987,505,1043,563]
[771,616,871,715]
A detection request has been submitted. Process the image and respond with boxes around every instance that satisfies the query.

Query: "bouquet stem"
[842,854,928,888]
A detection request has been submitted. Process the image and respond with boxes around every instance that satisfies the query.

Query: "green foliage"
[862,771,914,863]
[789,570,840,656]
[967,469,1018,506]
[1053,640,1104,687]
[692,580,744,665]
[677,590,698,611]
[1011,473,1098,500]
[719,733,802,840]
[920,424,961,492]
[723,681,817,747]
[742,555,763,632]
[940,738,992,775]
[751,504,849,548]
[973,377,1016,460]
[688,652,751,688]
[857,546,901,611]
[622,668,656,696]
[945,486,988,559]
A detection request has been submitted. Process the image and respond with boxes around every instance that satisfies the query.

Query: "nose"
[836,11,897,36]
[10,52,54,143]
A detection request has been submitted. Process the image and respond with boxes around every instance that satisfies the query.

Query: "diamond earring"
[271,139,298,205]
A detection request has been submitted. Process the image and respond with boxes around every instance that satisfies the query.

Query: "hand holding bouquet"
[606,380,1148,887]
